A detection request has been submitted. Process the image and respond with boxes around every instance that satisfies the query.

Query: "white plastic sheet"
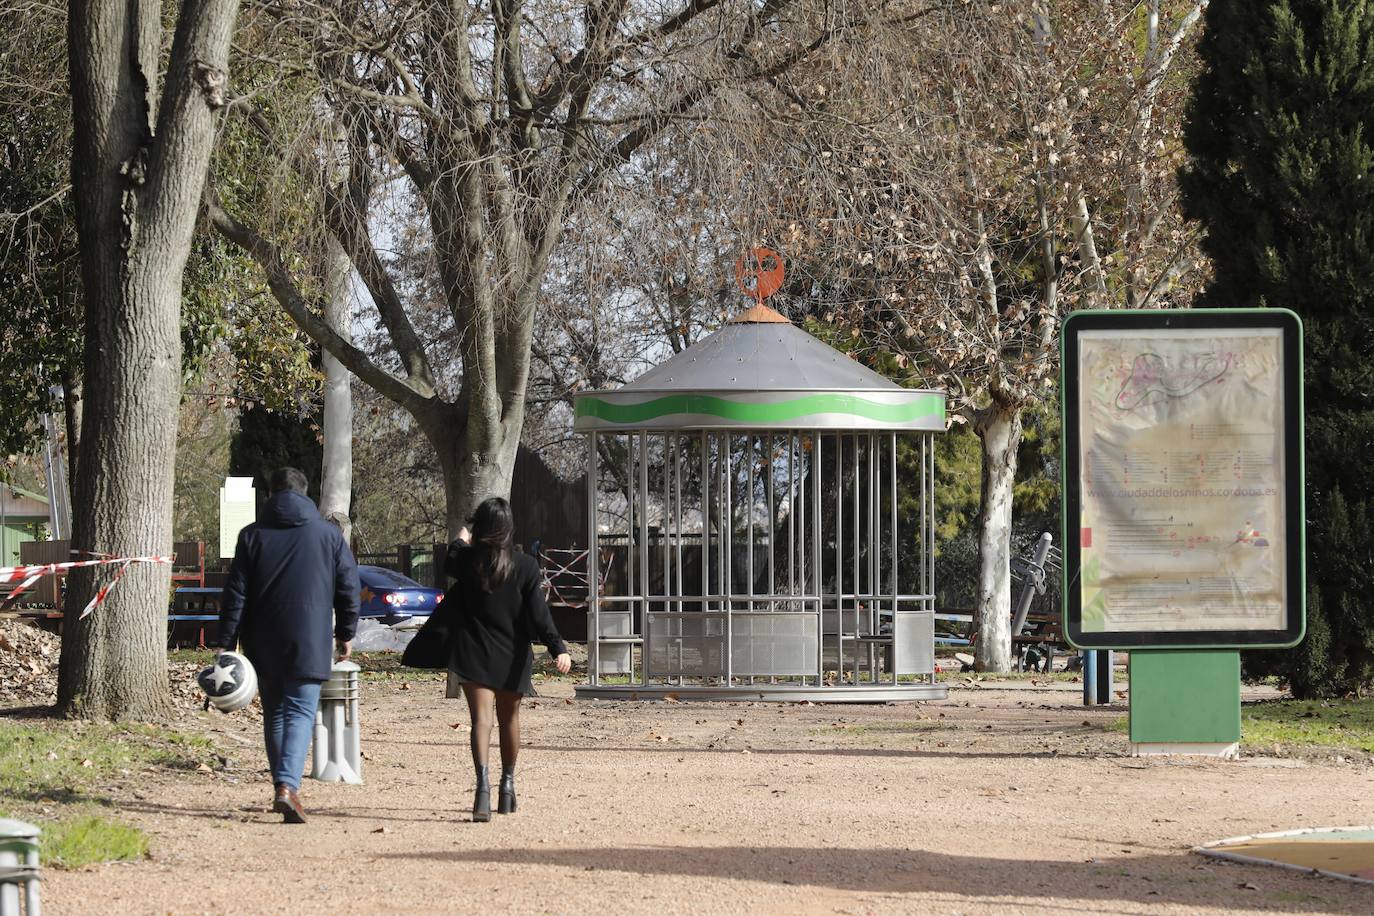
[351,618,420,653]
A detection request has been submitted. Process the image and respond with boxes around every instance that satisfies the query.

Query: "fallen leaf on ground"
[80,758,93,768]
[196,763,213,774]
[372,826,389,834]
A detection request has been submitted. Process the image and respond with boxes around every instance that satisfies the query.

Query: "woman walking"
[445,497,572,822]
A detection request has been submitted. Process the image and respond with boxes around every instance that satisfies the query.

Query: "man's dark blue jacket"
[219,490,360,682]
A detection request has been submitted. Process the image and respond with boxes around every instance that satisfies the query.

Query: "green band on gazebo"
[575,393,945,426]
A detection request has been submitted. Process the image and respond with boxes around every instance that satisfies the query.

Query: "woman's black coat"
[444,543,567,695]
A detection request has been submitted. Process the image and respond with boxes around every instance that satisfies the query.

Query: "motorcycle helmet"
[197,650,258,713]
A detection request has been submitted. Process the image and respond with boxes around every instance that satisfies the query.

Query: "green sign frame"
[1061,308,1305,650]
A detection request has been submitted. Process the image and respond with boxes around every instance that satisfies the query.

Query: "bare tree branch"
[206,194,434,412]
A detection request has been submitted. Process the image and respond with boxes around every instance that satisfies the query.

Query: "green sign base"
[1129,649,1241,758]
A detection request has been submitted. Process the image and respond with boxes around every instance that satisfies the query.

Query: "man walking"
[219,467,360,823]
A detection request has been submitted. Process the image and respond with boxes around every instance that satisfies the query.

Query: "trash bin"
[0,818,40,916]
[312,660,362,784]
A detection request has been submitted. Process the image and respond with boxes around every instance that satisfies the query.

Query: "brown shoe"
[273,784,306,824]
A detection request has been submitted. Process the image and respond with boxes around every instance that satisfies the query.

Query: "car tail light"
[383,592,408,606]
[435,593,443,604]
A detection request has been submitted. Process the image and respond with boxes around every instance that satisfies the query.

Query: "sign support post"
[1128,649,1241,757]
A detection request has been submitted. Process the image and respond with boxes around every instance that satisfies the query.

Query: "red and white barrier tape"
[0,553,174,617]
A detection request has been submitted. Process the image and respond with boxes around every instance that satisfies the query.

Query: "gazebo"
[572,296,948,702]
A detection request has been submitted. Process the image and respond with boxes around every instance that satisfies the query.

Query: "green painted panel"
[1129,649,1241,744]
[1,522,37,567]
[575,392,945,426]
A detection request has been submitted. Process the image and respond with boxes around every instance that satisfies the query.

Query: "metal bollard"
[1082,650,1097,706]
[1096,650,1114,705]
[311,661,363,784]
[0,818,40,916]
[1083,649,1114,706]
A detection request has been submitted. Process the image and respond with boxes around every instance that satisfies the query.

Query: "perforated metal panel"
[597,644,633,675]
[598,610,633,637]
[894,612,935,675]
[647,612,726,677]
[730,613,819,676]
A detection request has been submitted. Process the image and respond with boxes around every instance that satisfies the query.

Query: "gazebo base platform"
[574,683,949,703]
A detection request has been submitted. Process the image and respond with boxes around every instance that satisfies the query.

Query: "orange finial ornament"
[734,247,785,303]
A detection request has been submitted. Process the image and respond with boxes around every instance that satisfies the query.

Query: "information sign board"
[1061,309,1304,649]
[219,477,256,560]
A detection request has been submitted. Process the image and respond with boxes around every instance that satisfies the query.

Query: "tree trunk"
[1072,192,1108,307]
[973,398,1024,673]
[319,236,353,542]
[58,0,240,720]
[427,409,522,540]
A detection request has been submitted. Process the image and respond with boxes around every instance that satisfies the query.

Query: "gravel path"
[39,676,1374,914]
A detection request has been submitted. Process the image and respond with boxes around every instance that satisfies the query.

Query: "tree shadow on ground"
[115,798,459,825]
[377,844,1352,911]
[519,742,1102,760]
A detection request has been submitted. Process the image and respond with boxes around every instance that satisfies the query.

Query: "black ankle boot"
[497,767,517,814]
[472,766,491,822]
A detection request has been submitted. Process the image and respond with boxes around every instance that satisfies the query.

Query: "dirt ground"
[30,670,1374,915]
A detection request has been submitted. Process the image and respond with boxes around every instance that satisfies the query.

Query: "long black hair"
[470,496,515,592]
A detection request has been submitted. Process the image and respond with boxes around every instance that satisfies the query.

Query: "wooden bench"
[959,607,1068,672]
[1011,610,1063,672]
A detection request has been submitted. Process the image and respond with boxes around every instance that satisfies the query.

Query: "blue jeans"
[260,678,323,791]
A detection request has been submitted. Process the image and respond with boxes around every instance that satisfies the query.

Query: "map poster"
[1062,310,1304,649]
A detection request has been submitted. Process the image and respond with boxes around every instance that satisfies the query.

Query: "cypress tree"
[1180,0,1374,696]
[229,403,324,509]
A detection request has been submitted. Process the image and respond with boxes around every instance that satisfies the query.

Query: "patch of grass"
[1241,698,1374,754]
[352,651,577,683]
[1270,890,1329,905]
[936,669,1084,683]
[0,720,214,802]
[1102,699,1374,755]
[0,719,204,870]
[37,814,149,868]
[167,648,218,666]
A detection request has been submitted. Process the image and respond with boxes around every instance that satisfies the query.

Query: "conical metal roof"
[621,305,904,394]
[574,306,945,432]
